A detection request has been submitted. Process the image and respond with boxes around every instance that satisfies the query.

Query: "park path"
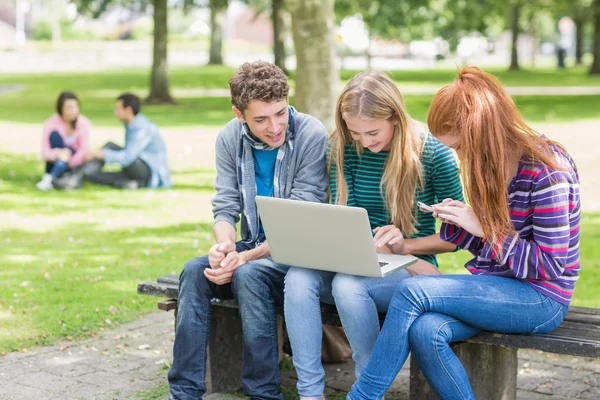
[2,310,600,399]
[1,119,599,211]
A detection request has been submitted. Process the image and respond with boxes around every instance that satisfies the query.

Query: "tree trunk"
[287,0,337,132]
[147,0,175,104]
[272,0,288,75]
[15,0,26,45]
[52,0,61,47]
[509,3,520,71]
[530,15,537,68]
[209,0,228,65]
[592,0,600,74]
[366,32,372,69]
[575,16,584,65]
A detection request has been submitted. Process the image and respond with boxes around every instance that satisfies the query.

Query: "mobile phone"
[417,201,434,212]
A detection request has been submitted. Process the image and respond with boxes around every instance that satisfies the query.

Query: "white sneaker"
[36,173,54,191]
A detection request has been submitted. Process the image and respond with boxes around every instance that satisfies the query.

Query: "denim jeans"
[347,274,568,400]
[283,267,412,398]
[168,241,289,400]
[45,130,74,178]
[283,267,336,398]
[332,270,412,378]
[83,142,151,189]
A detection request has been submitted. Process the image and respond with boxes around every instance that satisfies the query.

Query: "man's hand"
[208,241,236,269]
[204,265,235,285]
[84,151,104,162]
[373,225,408,254]
[205,249,247,285]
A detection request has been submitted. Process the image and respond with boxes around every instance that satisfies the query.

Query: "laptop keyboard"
[379,262,389,267]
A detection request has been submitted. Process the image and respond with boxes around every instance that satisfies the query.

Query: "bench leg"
[206,305,244,394]
[409,342,517,400]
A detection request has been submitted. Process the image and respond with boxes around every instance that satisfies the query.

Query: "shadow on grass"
[0,220,215,352]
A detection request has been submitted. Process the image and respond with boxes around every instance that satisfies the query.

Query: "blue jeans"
[283,267,412,398]
[284,268,335,398]
[46,130,74,178]
[332,270,412,378]
[347,274,568,400]
[168,241,289,400]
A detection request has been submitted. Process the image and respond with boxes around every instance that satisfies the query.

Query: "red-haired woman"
[346,66,581,400]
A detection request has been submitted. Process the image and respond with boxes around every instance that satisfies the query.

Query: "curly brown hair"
[229,61,289,112]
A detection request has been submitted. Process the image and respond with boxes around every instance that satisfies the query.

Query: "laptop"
[255,196,418,277]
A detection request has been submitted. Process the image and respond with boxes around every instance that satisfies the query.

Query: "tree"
[52,0,62,47]
[574,16,584,65]
[208,0,228,65]
[242,0,289,74]
[272,0,287,74]
[76,0,175,103]
[334,0,506,61]
[592,0,600,74]
[287,0,337,132]
[552,0,593,65]
[509,2,521,71]
[147,0,175,104]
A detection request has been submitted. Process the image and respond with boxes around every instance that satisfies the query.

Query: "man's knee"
[180,256,211,290]
[102,141,121,151]
[231,262,282,299]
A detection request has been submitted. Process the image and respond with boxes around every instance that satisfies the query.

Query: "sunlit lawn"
[1,149,599,356]
[1,64,599,361]
[1,66,600,127]
[0,151,217,353]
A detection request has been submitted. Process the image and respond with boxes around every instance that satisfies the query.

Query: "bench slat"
[468,330,600,358]
[137,277,600,358]
[564,307,600,325]
[138,281,179,299]
[157,274,179,285]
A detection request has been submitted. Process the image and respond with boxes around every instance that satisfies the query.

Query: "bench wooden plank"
[138,276,600,400]
[138,279,600,357]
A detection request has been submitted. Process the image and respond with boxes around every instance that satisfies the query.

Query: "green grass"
[1,66,600,127]
[0,151,216,353]
[134,383,171,400]
[1,150,599,357]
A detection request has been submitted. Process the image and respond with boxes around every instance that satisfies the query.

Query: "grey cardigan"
[211,111,329,243]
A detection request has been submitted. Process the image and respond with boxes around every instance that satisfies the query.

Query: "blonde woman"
[283,71,464,400]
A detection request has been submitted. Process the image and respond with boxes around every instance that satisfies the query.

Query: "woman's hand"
[434,200,485,238]
[373,225,408,254]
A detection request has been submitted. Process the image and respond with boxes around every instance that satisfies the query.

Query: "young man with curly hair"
[168,61,329,400]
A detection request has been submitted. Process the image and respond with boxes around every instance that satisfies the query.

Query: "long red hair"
[428,66,563,251]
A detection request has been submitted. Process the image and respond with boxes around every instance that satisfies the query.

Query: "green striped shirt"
[330,132,464,266]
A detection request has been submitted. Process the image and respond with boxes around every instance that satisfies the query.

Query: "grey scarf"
[237,106,296,245]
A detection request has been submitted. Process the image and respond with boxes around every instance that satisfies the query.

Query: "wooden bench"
[138,273,600,399]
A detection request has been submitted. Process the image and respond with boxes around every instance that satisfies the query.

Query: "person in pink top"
[36,91,91,191]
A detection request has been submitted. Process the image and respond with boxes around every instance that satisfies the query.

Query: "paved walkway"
[2,311,600,399]
[0,312,174,400]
